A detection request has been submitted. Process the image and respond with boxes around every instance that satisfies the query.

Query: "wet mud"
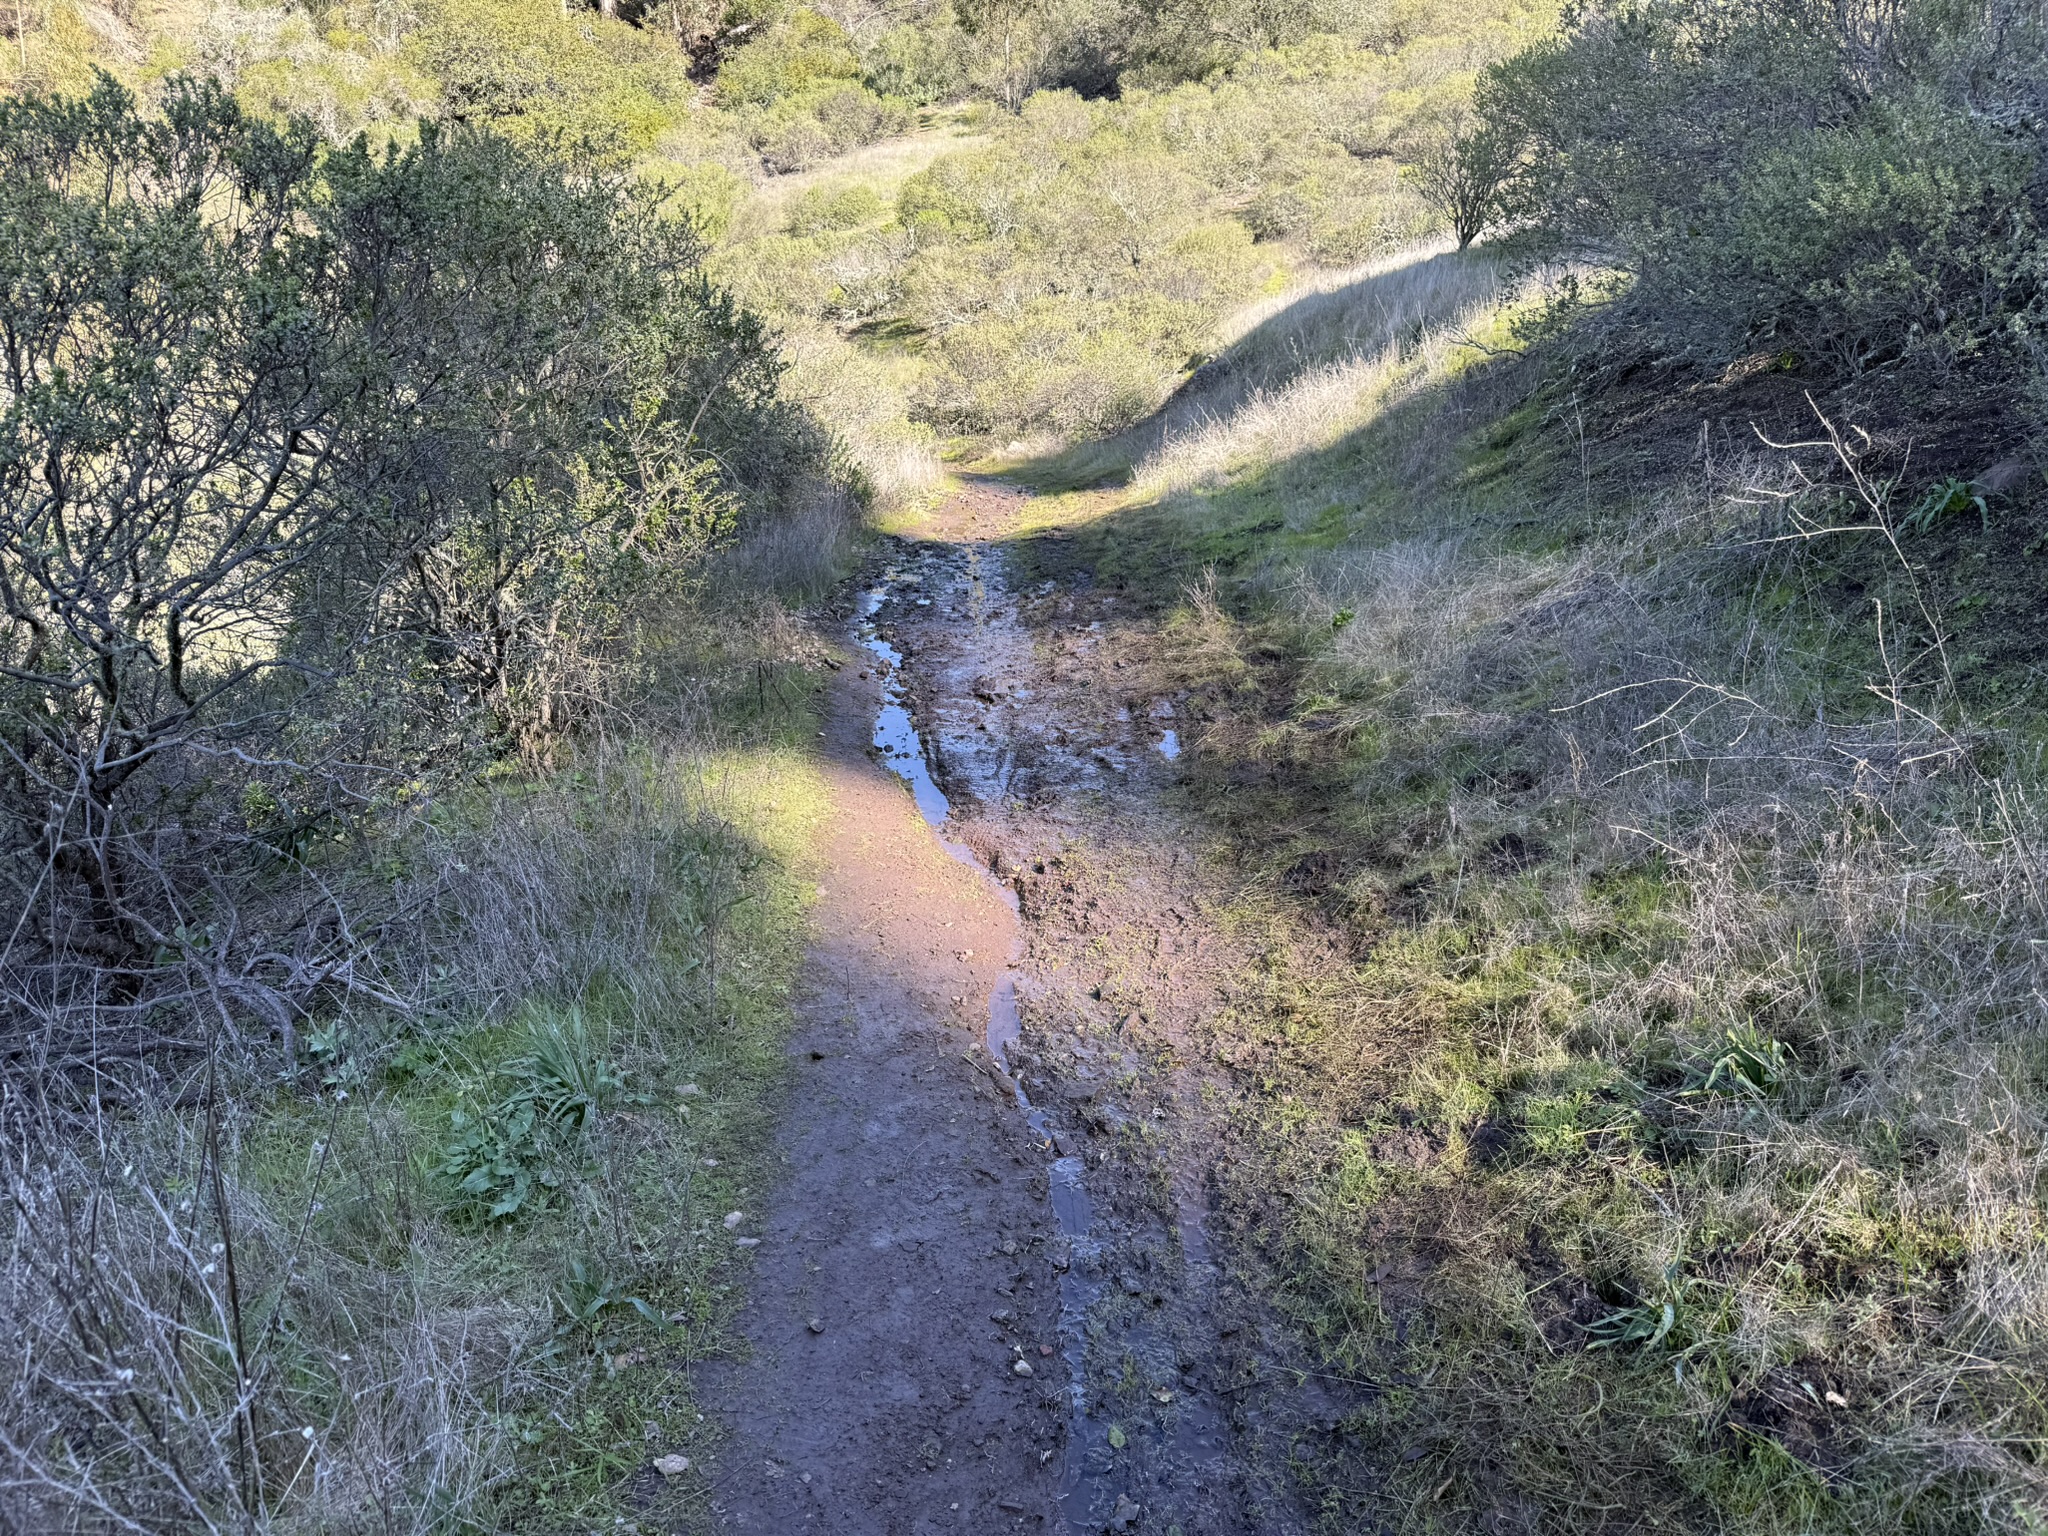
[704,478,1334,1536]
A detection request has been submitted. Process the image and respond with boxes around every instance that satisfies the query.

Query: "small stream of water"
[855,565,1106,1534]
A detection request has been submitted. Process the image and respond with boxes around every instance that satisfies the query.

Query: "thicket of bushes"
[0,76,837,1531]
[0,75,820,1048]
[1476,0,2048,437]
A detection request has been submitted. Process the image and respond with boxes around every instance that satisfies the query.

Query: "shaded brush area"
[0,78,843,1532]
[1003,200,2048,1523]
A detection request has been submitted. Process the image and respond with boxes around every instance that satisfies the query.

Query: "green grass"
[230,716,833,1531]
[994,273,2048,1531]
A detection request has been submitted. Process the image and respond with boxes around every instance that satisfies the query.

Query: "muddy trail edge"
[701,478,1334,1536]
[695,551,1066,1529]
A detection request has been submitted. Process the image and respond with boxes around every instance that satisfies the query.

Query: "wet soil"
[701,480,1345,1536]
[696,624,1065,1532]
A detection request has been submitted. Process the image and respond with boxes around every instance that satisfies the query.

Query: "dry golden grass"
[1128,245,1499,496]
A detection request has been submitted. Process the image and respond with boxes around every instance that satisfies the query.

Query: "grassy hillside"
[988,16,2048,1507]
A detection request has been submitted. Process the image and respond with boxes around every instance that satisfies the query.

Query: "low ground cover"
[998,242,2048,1530]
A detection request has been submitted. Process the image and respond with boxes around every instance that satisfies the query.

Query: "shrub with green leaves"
[0,74,820,1068]
[1480,0,2048,414]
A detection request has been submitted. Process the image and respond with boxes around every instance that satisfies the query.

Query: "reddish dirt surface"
[700,480,1336,1536]
[696,628,1068,1533]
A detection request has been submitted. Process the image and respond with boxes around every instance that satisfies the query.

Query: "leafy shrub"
[712,9,862,108]
[0,76,821,1066]
[861,19,971,104]
[787,179,886,235]
[1480,0,2048,410]
[438,1010,623,1222]
[407,0,695,158]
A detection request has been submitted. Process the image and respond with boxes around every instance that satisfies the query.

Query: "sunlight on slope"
[1132,244,1501,497]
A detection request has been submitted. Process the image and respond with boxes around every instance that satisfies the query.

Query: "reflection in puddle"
[857,585,951,826]
[855,562,1102,1534]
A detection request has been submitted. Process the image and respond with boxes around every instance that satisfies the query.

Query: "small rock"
[678,1083,703,1097]
[723,1211,745,1230]
[1039,1344,1053,1357]
[1000,1240,1019,1256]
[1012,1359,1034,1377]
[653,1454,691,1478]
[991,1308,1015,1324]
[1109,1492,1141,1530]
[808,1317,825,1334]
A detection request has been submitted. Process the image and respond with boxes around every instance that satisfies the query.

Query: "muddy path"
[703,479,1345,1535]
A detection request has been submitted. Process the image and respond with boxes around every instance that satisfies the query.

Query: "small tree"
[1405,120,1516,250]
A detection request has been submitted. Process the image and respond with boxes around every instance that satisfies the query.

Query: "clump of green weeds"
[437,1008,624,1223]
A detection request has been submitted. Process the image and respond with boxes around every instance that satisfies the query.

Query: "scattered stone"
[677,1083,703,1097]
[653,1454,691,1478]
[807,1317,825,1334]
[723,1211,745,1230]
[1000,1240,1019,1256]
[1109,1493,1141,1530]
[1012,1359,1034,1377]
[1039,1344,1053,1357]
[734,1237,761,1248]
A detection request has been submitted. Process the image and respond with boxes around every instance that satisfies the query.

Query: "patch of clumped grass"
[0,725,834,1533]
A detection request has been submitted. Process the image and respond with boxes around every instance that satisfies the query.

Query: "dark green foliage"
[1480,0,2048,413]
[0,75,820,1056]
[438,1011,624,1222]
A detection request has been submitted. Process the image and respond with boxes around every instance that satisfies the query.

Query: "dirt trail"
[697,614,1064,1530]
[704,480,1327,1535]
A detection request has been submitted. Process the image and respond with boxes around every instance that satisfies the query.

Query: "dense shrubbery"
[1479,0,2048,425]
[0,75,821,1065]
[706,9,1550,447]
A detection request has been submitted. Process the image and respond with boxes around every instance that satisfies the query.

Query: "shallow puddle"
[857,584,951,826]
[857,560,1106,1534]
